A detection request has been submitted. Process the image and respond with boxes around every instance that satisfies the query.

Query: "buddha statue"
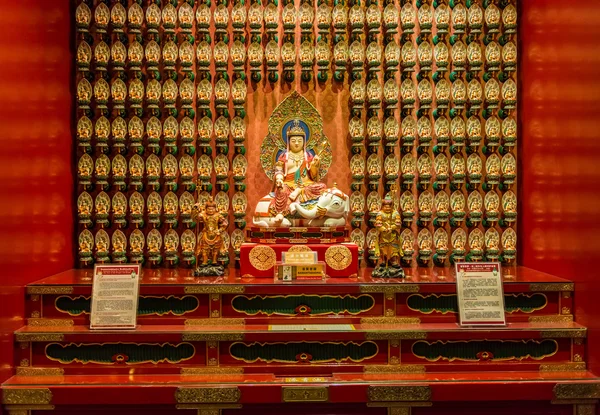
[269,120,326,217]
[253,92,349,228]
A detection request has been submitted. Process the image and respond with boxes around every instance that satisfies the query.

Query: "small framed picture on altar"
[455,262,506,327]
[90,264,141,330]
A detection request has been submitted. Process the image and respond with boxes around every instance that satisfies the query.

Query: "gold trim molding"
[27,319,74,327]
[175,387,241,404]
[529,283,574,292]
[15,334,65,342]
[368,386,431,402]
[16,367,65,376]
[27,286,74,295]
[360,285,420,294]
[361,317,421,325]
[540,330,586,339]
[282,387,329,402]
[185,319,245,326]
[181,368,244,375]
[182,333,244,342]
[364,365,426,374]
[2,389,53,405]
[529,316,573,323]
[554,383,600,400]
[184,286,245,294]
[365,331,427,340]
[539,363,586,372]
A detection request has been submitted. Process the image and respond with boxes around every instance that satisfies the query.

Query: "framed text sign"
[455,262,506,326]
[90,264,141,330]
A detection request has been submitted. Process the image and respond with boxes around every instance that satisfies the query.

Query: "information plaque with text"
[90,264,141,330]
[455,262,506,326]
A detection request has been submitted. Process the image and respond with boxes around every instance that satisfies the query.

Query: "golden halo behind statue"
[260,91,333,181]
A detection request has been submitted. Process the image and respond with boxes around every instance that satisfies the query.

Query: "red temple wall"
[0,0,74,406]
[519,0,600,376]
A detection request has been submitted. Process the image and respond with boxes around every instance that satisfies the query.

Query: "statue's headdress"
[286,119,306,139]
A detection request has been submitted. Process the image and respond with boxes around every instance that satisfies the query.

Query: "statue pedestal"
[240,242,359,278]
[246,225,350,244]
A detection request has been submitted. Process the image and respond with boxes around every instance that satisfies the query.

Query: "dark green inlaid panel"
[301,232,323,238]
[231,294,375,316]
[55,295,199,316]
[412,339,558,362]
[46,342,195,364]
[273,232,295,238]
[230,341,378,363]
[406,293,548,314]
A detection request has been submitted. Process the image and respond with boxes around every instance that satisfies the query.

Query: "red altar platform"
[3,266,599,415]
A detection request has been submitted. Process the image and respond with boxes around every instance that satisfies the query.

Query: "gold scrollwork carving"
[185,319,245,326]
[287,245,312,252]
[368,386,431,402]
[249,246,277,271]
[175,387,241,404]
[553,383,600,400]
[361,317,421,325]
[181,367,244,375]
[27,319,74,327]
[529,316,573,323]
[529,283,574,292]
[5,409,29,415]
[539,363,586,372]
[184,286,245,294]
[325,245,352,270]
[2,389,53,405]
[540,330,586,339]
[365,331,427,340]
[576,404,596,415]
[282,387,329,402]
[16,367,65,376]
[182,333,245,342]
[364,365,426,374]
[360,285,420,294]
[15,334,65,342]
[27,286,74,295]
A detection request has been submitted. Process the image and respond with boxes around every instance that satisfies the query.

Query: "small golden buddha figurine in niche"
[372,199,405,278]
[193,199,228,277]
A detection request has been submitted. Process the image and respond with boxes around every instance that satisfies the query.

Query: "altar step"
[13,321,587,376]
[25,267,575,326]
[2,371,600,407]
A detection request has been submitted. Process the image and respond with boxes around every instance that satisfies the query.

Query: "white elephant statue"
[253,187,350,228]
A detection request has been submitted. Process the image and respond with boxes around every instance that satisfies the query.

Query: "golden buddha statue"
[372,199,405,278]
[193,200,228,277]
